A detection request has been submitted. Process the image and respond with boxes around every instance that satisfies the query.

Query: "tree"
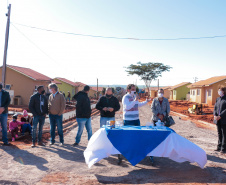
[125,62,172,96]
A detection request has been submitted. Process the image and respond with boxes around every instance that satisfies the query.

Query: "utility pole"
[157,79,159,90]
[2,4,11,88]
[194,77,198,83]
[97,78,99,100]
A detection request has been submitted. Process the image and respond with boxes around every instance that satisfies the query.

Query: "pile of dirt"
[140,98,215,124]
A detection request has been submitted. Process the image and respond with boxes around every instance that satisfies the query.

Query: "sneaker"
[49,142,55,146]
[59,143,64,146]
[3,142,10,146]
[38,142,46,146]
[72,142,79,146]
[12,137,15,142]
[220,150,226,154]
[31,143,35,148]
[15,135,18,138]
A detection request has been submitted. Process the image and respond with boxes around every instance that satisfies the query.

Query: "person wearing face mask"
[151,89,170,124]
[214,85,226,154]
[96,87,120,127]
[122,84,150,126]
[20,110,32,136]
[48,83,66,146]
[29,86,48,147]
[0,83,11,146]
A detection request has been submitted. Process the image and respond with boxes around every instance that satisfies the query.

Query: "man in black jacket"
[0,83,11,145]
[29,86,48,147]
[72,85,92,146]
[96,87,120,127]
[214,85,226,154]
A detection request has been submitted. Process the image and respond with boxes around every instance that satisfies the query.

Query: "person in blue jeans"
[48,83,66,146]
[20,110,32,136]
[29,86,48,147]
[0,83,11,146]
[96,87,120,127]
[72,85,92,146]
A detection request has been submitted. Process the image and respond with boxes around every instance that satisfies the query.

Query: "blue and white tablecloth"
[84,126,207,168]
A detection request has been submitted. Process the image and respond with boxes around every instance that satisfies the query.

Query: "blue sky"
[0,0,226,87]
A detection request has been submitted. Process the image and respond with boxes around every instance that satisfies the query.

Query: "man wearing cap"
[0,83,11,146]
[29,86,48,147]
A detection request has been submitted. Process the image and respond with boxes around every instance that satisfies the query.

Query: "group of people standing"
[0,82,225,155]
[29,83,66,147]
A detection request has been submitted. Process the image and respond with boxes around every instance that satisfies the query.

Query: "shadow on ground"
[1,145,48,171]
[95,156,226,184]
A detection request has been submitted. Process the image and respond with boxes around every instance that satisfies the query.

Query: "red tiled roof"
[55,78,87,87]
[170,82,191,90]
[51,79,62,84]
[188,76,226,88]
[7,65,52,81]
[74,82,87,87]
[145,86,170,91]
[55,77,76,86]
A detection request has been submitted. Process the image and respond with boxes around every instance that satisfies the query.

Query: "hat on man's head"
[23,110,28,117]
[13,114,18,119]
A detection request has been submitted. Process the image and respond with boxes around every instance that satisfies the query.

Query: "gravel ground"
[0,104,226,185]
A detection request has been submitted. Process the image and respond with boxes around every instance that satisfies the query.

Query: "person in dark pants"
[0,83,11,146]
[29,86,48,147]
[48,83,66,146]
[72,85,92,146]
[66,91,71,103]
[96,87,120,127]
[214,85,226,154]
[20,110,32,136]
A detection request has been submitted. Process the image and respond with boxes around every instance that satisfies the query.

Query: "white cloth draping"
[84,128,207,169]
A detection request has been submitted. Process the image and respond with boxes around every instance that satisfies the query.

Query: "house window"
[5,84,11,90]
[208,89,212,97]
[192,90,196,96]
[173,90,176,95]
[197,89,200,96]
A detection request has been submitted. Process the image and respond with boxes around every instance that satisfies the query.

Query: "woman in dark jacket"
[214,85,226,154]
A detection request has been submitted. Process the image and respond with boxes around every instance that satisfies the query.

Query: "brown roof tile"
[188,76,226,88]
[170,82,191,90]
[55,77,77,86]
[51,79,62,84]
[7,65,52,81]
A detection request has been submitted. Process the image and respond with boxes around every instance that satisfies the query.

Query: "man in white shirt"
[122,84,150,126]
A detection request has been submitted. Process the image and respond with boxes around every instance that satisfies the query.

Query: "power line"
[11,23,61,66]
[12,22,226,41]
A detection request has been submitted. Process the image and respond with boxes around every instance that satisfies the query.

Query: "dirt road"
[0,104,225,184]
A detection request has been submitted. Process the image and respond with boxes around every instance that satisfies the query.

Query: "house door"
[205,89,208,103]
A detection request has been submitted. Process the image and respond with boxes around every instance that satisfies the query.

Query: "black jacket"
[96,95,120,117]
[73,91,91,118]
[214,95,226,124]
[28,93,48,116]
[0,89,11,114]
